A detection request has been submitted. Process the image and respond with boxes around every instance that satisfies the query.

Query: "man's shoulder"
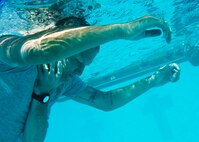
[0,33,22,45]
[60,75,84,89]
[58,75,87,96]
[0,33,24,67]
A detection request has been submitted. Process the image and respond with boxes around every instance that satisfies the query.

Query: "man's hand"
[149,63,180,87]
[121,15,172,43]
[34,61,63,94]
[24,62,63,142]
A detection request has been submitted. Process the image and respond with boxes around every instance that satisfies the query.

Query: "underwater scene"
[0,0,198,142]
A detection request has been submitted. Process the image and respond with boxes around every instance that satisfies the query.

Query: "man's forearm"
[18,15,170,65]
[21,25,121,65]
[23,100,48,142]
[107,75,156,110]
[107,63,180,111]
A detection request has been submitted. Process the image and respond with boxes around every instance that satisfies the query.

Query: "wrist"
[32,92,50,104]
[146,74,157,88]
[118,23,128,39]
[109,24,125,39]
[119,20,141,40]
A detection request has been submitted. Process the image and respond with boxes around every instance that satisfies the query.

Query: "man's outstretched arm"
[72,63,180,111]
[0,15,171,66]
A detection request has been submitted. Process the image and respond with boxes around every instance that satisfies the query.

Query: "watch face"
[33,93,50,104]
[43,96,50,103]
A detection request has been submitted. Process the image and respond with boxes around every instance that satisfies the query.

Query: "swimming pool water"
[48,1,199,142]
[48,62,199,142]
[0,0,199,142]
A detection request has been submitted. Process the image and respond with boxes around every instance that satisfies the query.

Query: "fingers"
[35,61,63,93]
[161,20,172,43]
[56,61,63,78]
[169,63,180,82]
[48,62,57,75]
[38,61,63,79]
[49,61,63,80]
[145,16,172,43]
[157,63,180,83]
[43,64,49,71]
[145,29,162,37]
[39,64,49,76]
[36,64,50,81]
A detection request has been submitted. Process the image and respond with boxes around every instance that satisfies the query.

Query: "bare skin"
[19,15,172,142]
[0,15,171,66]
[35,50,180,110]
[23,46,180,142]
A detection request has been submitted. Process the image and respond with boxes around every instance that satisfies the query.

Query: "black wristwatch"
[32,92,50,104]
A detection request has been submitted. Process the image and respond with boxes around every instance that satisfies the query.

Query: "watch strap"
[32,92,50,104]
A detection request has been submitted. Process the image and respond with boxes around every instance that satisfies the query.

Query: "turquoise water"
[47,1,199,142]
[1,0,198,142]
[48,62,199,142]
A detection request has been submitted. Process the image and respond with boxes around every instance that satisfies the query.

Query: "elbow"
[20,40,44,65]
[101,107,115,112]
[21,39,71,65]
[98,104,119,112]
[20,40,55,65]
[97,92,120,112]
